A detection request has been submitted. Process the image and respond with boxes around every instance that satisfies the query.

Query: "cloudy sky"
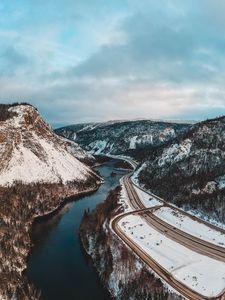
[1,0,225,127]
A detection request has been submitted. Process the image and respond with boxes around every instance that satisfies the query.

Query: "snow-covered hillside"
[55,120,190,157]
[0,103,101,300]
[0,104,97,186]
[138,116,225,223]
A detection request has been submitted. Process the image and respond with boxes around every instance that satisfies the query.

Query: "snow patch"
[89,140,108,154]
[129,136,138,149]
[134,186,162,208]
[216,175,225,190]
[158,139,192,167]
[0,135,89,186]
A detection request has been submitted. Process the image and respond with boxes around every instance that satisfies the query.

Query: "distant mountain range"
[55,119,190,156]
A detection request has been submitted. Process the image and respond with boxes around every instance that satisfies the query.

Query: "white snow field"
[118,215,225,297]
[0,134,91,186]
[153,206,225,248]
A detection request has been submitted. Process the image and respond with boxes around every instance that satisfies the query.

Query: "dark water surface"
[27,159,128,300]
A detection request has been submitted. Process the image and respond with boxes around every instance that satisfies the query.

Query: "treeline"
[140,166,225,223]
[0,104,17,121]
[0,102,35,122]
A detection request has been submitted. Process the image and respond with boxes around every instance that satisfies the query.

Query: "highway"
[123,174,225,262]
[111,163,225,300]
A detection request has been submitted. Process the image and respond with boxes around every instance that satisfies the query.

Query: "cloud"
[72,1,225,83]
[0,47,29,75]
[0,0,225,126]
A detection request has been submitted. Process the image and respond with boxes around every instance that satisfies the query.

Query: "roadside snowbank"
[119,214,225,297]
[154,206,225,248]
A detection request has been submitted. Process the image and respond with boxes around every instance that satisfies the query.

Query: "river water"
[27,159,128,300]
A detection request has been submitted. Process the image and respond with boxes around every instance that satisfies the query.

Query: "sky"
[1,0,225,127]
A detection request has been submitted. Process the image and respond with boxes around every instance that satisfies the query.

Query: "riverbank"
[26,159,127,300]
[0,175,100,300]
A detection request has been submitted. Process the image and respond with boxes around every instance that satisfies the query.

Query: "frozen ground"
[118,214,225,297]
[153,206,225,248]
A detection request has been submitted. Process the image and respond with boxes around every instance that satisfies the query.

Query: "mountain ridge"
[137,115,225,223]
[55,119,190,156]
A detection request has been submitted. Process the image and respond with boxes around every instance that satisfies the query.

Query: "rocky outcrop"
[80,187,182,300]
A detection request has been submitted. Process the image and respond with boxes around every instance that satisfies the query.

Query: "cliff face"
[55,120,190,157]
[0,103,101,300]
[137,116,225,223]
[80,187,182,300]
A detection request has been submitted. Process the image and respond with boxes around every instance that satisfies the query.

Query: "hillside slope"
[0,103,100,300]
[0,104,96,186]
[55,120,190,157]
[137,116,225,223]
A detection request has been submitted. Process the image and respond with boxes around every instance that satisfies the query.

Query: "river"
[26,159,128,300]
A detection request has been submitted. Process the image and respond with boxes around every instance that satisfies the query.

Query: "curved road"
[111,163,225,300]
[123,174,225,262]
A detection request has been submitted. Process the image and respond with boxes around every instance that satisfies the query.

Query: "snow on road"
[154,206,225,248]
[134,186,162,208]
[119,214,225,297]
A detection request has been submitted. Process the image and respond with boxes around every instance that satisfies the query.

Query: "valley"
[2,2,225,299]
[27,158,127,300]
[1,103,225,300]
[58,117,225,299]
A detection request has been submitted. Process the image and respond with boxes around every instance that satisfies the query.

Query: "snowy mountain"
[137,116,225,223]
[0,103,101,300]
[0,104,96,186]
[55,120,190,157]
